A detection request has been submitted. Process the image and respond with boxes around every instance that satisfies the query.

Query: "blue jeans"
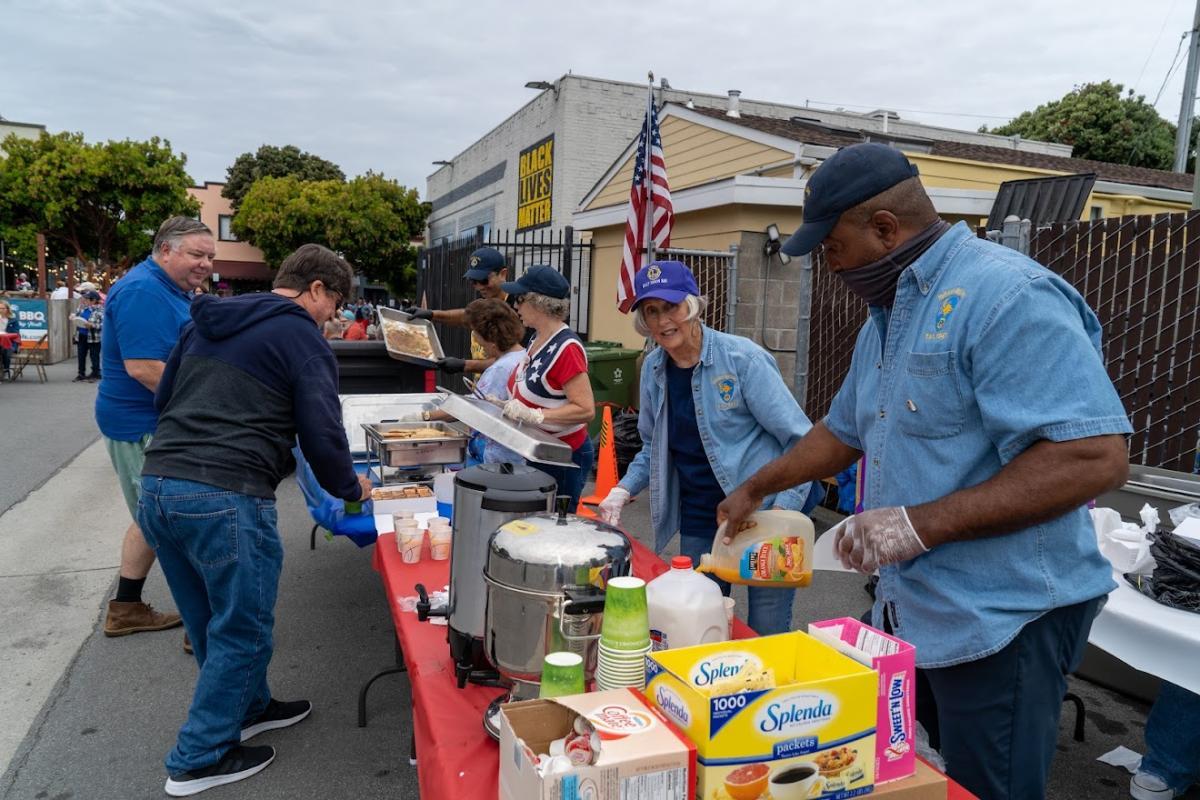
[1141,681,1200,793]
[677,532,795,636]
[537,437,595,510]
[137,476,283,774]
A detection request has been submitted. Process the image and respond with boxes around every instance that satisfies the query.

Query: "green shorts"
[103,433,153,520]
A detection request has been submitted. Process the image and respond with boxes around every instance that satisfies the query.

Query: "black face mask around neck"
[835,220,951,307]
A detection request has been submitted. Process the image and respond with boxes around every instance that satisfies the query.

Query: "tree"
[222,145,345,211]
[233,173,428,294]
[984,81,1190,171]
[0,131,199,284]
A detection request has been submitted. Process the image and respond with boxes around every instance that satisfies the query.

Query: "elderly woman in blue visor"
[597,261,819,635]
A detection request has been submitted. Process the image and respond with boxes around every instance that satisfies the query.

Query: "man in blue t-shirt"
[95,217,215,640]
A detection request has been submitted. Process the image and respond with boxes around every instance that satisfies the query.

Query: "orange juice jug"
[698,509,814,587]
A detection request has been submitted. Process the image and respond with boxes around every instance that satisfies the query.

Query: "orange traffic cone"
[580,405,620,513]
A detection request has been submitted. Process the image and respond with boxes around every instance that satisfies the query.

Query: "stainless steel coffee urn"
[480,504,632,736]
[433,463,556,687]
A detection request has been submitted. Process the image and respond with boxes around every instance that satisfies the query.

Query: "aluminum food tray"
[377,306,444,367]
[437,392,575,468]
[362,421,469,468]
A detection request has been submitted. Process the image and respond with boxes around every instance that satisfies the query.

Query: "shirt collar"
[146,257,193,301]
[905,221,972,296]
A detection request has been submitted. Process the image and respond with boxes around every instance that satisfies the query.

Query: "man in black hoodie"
[137,244,372,797]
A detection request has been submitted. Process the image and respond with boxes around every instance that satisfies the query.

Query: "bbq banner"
[516,134,554,231]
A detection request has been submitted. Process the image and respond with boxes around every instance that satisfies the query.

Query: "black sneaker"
[240,699,312,742]
[164,745,275,796]
[72,375,87,382]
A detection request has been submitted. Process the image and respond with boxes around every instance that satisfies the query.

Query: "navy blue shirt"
[665,359,725,538]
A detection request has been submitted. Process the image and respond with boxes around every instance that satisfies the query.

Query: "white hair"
[523,292,571,321]
[631,294,707,336]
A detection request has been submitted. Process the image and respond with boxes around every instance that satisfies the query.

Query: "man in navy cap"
[404,246,533,372]
[718,143,1131,798]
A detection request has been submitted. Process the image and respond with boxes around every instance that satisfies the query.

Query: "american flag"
[617,101,673,313]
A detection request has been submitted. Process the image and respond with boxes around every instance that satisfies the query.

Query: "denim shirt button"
[878,409,886,419]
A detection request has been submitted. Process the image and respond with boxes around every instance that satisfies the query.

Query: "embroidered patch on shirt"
[926,288,966,341]
[713,373,739,409]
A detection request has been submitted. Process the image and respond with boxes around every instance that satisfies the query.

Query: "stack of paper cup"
[427,517,452,561]
[394,517,423,564]
[595,576,651,691]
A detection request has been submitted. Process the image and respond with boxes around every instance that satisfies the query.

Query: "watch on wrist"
[421,410,431,421]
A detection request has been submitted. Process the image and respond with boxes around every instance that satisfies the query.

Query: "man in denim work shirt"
[719,144,1131,800]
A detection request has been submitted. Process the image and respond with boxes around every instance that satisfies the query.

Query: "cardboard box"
[644,631,878,800]
[370,483,437,519]
[498,688,696,800]
[871,759,947,799]
[809,618,916,784]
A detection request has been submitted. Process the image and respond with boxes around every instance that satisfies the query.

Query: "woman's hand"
[502,399,544,425]
[597,486,631,526]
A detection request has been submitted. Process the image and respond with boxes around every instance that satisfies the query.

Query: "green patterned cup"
[539,652,585,698]
[600,576,651,650]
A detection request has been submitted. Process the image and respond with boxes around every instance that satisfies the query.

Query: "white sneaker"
[1130,771,1178,800]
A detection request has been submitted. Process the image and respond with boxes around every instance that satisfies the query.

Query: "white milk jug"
[646,556,728,651]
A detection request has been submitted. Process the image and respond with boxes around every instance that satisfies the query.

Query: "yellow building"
[573,103,1193,353]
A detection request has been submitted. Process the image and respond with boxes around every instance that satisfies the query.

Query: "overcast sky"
[2,0,1197,196]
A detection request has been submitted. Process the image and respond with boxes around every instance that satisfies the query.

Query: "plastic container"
[646,556,728,651]
[698,509,815,588]
[434,472,455,522]
[583,341,640,437]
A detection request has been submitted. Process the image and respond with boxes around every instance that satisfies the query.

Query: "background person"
[596,260,818,635]
[69,290,103,382]
[716,143,1131,799]
[496,265,594,507]
[95,216,215,641]
[1131,681,1200,799]
[0,300,18,380]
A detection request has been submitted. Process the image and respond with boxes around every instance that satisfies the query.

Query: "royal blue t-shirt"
[95,257,193,441]
[665,360,726,539]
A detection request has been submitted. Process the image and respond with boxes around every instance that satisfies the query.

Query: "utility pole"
[1175,0,1200,209]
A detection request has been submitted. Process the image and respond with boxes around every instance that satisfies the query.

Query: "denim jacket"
[825,223,1129,668]
[619,326,814,553]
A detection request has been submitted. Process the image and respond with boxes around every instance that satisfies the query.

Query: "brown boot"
[183,632,193,654]
[103,600,183,637]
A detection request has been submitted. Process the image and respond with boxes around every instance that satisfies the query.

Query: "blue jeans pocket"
[169,506,239,567]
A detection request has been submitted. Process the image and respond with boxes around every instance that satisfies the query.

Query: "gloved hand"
[403,307,434,321]
[597,487,631,526]
[437,357,466,374]
[395,411,425,423]
[502,398,544,425]
[834,506,928,574]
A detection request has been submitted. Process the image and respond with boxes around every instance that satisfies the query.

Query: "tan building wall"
[187,183,272,282]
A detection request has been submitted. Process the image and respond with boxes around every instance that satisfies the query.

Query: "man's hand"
[403,307,434,321]
[502,398,544,425]
[437,356,466,374]
[597,487,630,526]
[357,475,374,501]
[716,484,764,544]
[834,506,928,573]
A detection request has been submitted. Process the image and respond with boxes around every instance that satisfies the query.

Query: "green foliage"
[985,81,1189,170]
[0,131,198,269]
[233,173,428,294]
[221,145,345,211]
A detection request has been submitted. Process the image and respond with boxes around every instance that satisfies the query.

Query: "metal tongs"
[462,377,504,407]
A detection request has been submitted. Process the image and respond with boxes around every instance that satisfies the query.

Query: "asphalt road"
[0,369,1193,799]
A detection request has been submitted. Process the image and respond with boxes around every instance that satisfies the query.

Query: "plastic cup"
[398,529,424,563]
[600,577,650,650]
[429,528,452,561]
[724,597,736,637]
[539,652,585,698]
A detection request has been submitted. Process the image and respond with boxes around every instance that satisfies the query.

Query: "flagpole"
[643,71,655,268]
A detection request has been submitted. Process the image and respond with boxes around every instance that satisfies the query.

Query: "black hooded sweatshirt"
[142,293,360,501]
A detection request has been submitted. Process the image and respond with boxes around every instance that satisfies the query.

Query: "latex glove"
[598,487,631,526]
[437,356,466,374]
[502,398,544,425]
[834,506,928,574]
[403,307,434,321]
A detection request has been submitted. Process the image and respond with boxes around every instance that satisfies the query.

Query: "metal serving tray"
[340,392,444,455]
[437,392,575,468]
[362,421,468,467]
[377,306,444,367]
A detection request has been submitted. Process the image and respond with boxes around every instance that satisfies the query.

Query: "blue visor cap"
[500,265,570,300]
[463,247,506,281]
[632,260,700,310]
[781,143,920,256]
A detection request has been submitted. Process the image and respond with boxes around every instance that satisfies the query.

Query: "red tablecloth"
[0,333,19,351]
[371,533,974,800]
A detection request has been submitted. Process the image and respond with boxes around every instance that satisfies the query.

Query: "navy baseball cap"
[463,247,506,281]
[500,265,570,299]
[781,143,920,256]
[631,260,699,309]
[83,290,102,301]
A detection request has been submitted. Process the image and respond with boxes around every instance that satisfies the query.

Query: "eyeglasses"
[470,279,488,288]
[513,295,527,305]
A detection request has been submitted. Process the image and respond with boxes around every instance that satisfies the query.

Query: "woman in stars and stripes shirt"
[499,265,596,508]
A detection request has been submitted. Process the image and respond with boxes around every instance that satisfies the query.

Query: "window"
[218,215,237,241]
[1089,206,1103,221]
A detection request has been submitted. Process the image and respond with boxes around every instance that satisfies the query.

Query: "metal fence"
[803,212,1200,474]
[656,246,739,332]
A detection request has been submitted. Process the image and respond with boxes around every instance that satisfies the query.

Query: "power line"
[1133,0,1181,95]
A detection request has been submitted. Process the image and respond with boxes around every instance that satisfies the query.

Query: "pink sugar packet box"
[808,617,916,784]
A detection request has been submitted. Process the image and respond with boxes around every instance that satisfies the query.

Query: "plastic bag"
[1128,532,1200,614]
[1091,507,1155,575]
[1169,502,1200,528]
[612,409,642,479]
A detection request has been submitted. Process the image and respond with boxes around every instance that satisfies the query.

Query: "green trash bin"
[583,341,640,437]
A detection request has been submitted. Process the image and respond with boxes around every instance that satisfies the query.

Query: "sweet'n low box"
[644,631,878,800]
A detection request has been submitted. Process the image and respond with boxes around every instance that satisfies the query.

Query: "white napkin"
[1097,745,1142,774]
